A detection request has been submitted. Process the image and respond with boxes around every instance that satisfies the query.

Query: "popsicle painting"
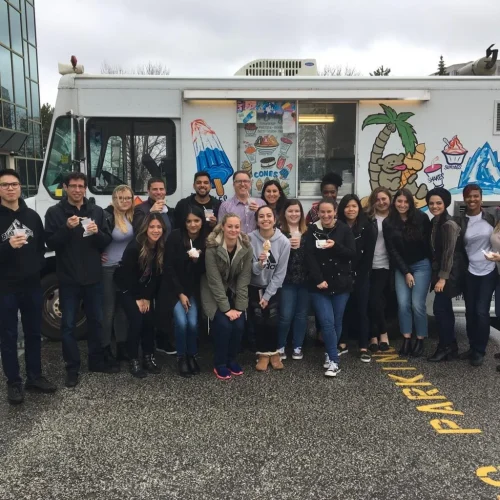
[191,119,234,196]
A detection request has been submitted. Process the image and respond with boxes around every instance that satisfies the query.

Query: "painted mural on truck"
[191,119,234,198]
[362,104,429,208]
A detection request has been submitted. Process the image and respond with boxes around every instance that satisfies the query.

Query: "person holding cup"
[304,198,356,377]
[45,172,115,388]
[174,171,221,230]
[0,169,57,404]
[277,199,309,361]
[218,170,265,235]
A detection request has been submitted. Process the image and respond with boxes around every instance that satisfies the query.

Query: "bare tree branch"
[320,64,362,76]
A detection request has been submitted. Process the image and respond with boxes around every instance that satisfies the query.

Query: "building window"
[28,43,37,82]
[9,5,23,55]
[30,80,38,119]
[0,2,9,47]
[297,102,356,198]
[87,118,177,196]
[0,45,14,102]
[12,53,25,106]
[25,1,35,45]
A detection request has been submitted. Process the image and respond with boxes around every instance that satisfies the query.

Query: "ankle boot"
[116,342,129,362]
[256,355,270,372]
[270,353,284,370]
[129,359,147,378]
[428,343,458,362]
[399,338,412,356]
[143,354,161,374]
[103,345,120,367]
[187,355,200,375]
[411,339,425,358]
[178,357,192,378]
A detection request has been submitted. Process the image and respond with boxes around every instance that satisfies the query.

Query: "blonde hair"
[111,185,134,233]
[366,187,392,219]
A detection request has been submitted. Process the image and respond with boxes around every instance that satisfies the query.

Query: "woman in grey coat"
[201,213,253,380]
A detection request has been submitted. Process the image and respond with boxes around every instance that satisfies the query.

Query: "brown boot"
[256,355,270,372]
[270,353,284,370]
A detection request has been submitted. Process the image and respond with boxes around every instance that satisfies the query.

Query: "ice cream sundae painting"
[442,136,468,169]
[191,119,234,197]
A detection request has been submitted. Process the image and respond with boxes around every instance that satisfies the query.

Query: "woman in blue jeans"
[383,188,432,357]
[164,206,208,377]
[305,198,356,377]
[277,199,309,361]
[456,184,497,366]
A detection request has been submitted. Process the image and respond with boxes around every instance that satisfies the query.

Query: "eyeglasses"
[67,184,86,190]
[117,196,133,202]
[0,182,20,189]
[234,180,251,185]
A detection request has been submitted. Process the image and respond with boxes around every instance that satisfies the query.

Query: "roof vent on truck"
[234,58,318,77]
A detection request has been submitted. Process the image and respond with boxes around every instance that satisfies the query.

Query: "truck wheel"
[41,273,87,341]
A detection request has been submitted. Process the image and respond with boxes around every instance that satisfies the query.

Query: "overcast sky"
[36,0,499,105]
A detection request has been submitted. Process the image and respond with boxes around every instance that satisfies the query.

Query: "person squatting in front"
[305,197,356,377]
[201,213,253,380]
[248,206,291,372]
[164,206,208,378]
[114,214,165,379]
[0,169,56,404]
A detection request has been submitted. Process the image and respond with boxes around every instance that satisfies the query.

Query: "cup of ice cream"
[188,248,200,259]
[244,123,257,137]
[442,136,468,167]
[280,137,293,155]
[424,158,444,187]
[245,146,257,164]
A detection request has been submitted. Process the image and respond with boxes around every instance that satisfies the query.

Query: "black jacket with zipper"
[350,217,377,279]
[44,197,112,286]
[0,198,45,293]
[114,239,161,300]
[304,220,356,295]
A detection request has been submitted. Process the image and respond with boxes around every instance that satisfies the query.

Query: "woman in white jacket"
[248,206,291,372]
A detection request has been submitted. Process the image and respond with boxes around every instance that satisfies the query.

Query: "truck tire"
[41,273,87,341]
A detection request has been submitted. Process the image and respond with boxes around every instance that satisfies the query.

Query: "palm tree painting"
[362,104,428,207]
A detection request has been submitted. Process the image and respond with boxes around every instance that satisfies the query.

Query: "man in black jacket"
[45,172,117,388]
[174,171,220,229]
[0,169,56,404]
[133,177,175,237]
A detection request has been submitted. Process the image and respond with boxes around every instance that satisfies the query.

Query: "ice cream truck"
[30,51,500,338]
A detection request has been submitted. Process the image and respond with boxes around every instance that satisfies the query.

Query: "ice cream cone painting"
[191,119,234,197]
[362,104,429,208]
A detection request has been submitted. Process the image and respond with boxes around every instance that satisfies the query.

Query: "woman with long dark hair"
[201,213,253,380]
[249,206,291,372]
[366,187,392,352]
[101,185,135,364]
[305,198,356,377]
[426,188,465,362]
[383,188,432,356]
[456,184,497,366]
[114,213,166,378]
[337,194,376,362]
[165,206,208,377]
[277,199,309,361]
[261,180,287,216]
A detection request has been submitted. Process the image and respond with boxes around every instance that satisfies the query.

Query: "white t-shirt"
[372,215,390,270]
[464,213,495,276]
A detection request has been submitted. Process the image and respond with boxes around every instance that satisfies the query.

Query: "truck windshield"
[42,115,79,197]
[87,118,177,195]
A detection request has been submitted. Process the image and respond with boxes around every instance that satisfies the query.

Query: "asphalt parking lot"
[1,319,500,500]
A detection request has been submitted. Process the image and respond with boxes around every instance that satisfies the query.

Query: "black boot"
[428,343,458,362]
[143,354,161,374]
[116,342,129,362]
[187,355,200,375]
[129,359,147,378]
[411,339,425,358]
[177,357,192,378]
[103,345,120,370]
[399,337,412,356]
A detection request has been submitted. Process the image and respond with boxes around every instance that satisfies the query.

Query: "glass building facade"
[0,0,42,197]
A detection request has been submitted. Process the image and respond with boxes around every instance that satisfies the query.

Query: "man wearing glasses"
[0,169,57,404]
[218,171,265,234]
[45,173,116,388]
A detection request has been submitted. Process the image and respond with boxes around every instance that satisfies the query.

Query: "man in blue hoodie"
[0,169,56,404]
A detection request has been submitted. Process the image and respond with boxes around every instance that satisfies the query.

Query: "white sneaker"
[324,361,341,377]
[323,353,330,369]
[278,347,287,360]
[292,347,303,360]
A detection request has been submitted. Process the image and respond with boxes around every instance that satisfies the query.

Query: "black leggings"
[368,268,391,338]
[248,286,280,354]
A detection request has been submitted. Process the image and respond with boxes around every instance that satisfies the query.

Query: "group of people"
[1,166,500,405]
